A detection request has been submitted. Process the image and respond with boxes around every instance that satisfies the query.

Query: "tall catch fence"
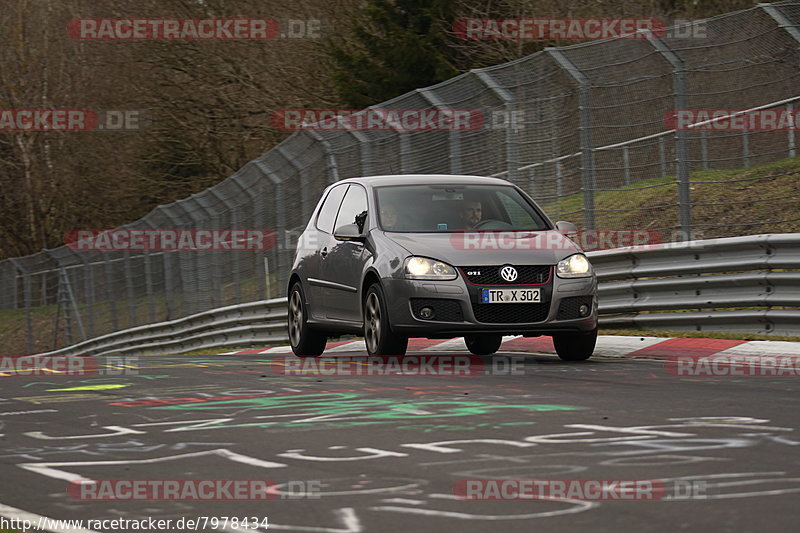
[2,2,800,353]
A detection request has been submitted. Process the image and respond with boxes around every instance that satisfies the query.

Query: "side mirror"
[334,223,366,242]
[555,220,578,238]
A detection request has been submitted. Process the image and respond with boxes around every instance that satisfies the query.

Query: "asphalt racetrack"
[1,345,798,532]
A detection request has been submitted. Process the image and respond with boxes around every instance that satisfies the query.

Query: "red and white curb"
[220,336,800,360]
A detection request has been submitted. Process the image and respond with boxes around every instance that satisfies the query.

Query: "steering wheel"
[473,219,514,230]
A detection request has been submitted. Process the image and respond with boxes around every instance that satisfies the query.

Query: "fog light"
[579,304,590,317]
[419,306,435,319]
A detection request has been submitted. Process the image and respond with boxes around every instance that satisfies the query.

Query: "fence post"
[9,258,33,353]
[546,48,595,229]
[305,130,340,184]
[418,88,463,174]
[255,160,287,297]
[742,129,751,168]
[789,103,797,158]
[472,69,520,183]
[701,130,709,170]
[622,146,631,185]
[155,205,186,317]
[347,128,373,176]
[72,251,95,339]
[760,4,800,159]
[648,32,692,240]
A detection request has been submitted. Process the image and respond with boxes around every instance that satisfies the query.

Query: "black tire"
[553,328,597,361]
[364,283,408,356]
[465,334,503,356]
[288,282,327,357]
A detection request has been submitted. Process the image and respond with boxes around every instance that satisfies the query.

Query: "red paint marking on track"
[501,336,556,352]
[625,338,747,359]
[407,338,455,350]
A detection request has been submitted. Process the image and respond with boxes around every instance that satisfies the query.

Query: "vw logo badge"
[500,265,518,282]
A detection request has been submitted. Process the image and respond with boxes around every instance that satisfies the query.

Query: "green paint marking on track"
[153,392,580,429]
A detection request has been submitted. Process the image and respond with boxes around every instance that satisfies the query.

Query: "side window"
[334,185,368,234]
[315,184,348,234]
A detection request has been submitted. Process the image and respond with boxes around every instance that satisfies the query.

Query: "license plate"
[481,288,541,303]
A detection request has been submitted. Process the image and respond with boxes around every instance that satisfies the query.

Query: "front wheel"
[288,283,327,357]
[364,284,408,356]
[464,334,503,356]
[553,328,597,361]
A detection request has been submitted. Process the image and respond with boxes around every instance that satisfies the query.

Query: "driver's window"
[334,185,368,234]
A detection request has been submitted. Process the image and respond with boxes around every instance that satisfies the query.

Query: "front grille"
[557,296,594,320]
[411,298,464,322]
[471,302,550,324]
[460,265,551,285]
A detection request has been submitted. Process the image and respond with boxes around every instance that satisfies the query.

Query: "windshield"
[375,184,550,232]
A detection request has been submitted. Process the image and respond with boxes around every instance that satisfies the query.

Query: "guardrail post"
[418,88,463,174]
[472,69,520,183]
[546,48,595,229]
[647,32,692,240]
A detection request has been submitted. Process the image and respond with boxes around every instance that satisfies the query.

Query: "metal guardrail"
[38,299,289,357]
[592,233,800,335]
[39,234,800,356]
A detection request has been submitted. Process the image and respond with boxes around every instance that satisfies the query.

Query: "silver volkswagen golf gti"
[287,175,598,360]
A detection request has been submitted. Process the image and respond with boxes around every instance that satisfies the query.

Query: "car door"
[322,184,370,322]
[305,183,348,320]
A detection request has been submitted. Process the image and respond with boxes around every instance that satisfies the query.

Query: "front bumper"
[383,271,597,338]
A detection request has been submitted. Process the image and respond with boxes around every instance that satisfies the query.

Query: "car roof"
[335,174,514,187]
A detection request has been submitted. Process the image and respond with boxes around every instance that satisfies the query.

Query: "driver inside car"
[459,197,483,229]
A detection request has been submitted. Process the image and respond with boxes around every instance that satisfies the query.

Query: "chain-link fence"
[2,2,800,354]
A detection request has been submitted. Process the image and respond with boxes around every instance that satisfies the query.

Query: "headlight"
[404,256,457,280]
[557,253,592,278]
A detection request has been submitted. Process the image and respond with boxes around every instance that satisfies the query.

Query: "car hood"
[383,230,582,266]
